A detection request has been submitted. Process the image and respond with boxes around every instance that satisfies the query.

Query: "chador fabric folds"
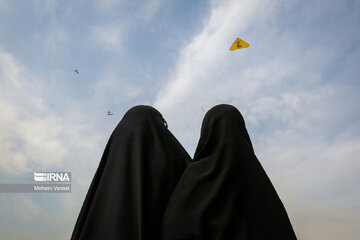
[71,106,191,239]
[161,104,297,240]
[71,104,297,240]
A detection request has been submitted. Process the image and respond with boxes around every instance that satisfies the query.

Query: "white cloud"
[152,0,360,239]
[93,0,125,11]
[30,1,72,57]
[93,0,164,20]
[16,195,43,221]
[138,0,165,20]
[152,0,280,148]
[91,70,143,105]
[35,0,58,14]
[44,27,70,55]
[0,48,109,240]
[0,47,110,175]
[91,24,126,52]
[154,0,263,111]
[0,50,68,173]
[32,25,71,57]
[0,0,358,239]
[0,195,43,222]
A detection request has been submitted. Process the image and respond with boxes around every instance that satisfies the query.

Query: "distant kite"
[74,69,79,74]
[107,111,113,116]
[230,38,250,51]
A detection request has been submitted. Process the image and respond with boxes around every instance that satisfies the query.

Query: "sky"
[0,0,359,239]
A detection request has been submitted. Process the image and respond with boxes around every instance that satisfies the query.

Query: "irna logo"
[34,172,71,182]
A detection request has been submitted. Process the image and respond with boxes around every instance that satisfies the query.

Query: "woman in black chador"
[71,104,297,240]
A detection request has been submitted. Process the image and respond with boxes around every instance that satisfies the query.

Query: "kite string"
[179,62,223,138]
[179,106,202,138]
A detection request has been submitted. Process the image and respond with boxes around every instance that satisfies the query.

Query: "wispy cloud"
[154,0,265,111]
[16,195,43,221]
[0,195,43,221]
[0,50,68,173]
[153,0,279,148]
[138,0,165,20]
[35,26,71,57]
[34,0,59,14]
[0,0,359,239]
[0,47,105,175]
[93,75,143,101]
[93,0,165,20]
[90,23,126,52]
[152,0,360,239]
[93,0,125,11]
[0,47,110,239]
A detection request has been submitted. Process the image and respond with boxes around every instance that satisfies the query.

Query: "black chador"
[71,104,297,240]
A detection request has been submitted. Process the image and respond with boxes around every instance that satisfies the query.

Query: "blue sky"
[0,0,359,239]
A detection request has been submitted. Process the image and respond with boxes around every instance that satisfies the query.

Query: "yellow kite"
[230,38,250,51]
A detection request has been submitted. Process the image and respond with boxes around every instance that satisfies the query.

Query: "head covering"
[161,104,297,239]
[71,105,190,240]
